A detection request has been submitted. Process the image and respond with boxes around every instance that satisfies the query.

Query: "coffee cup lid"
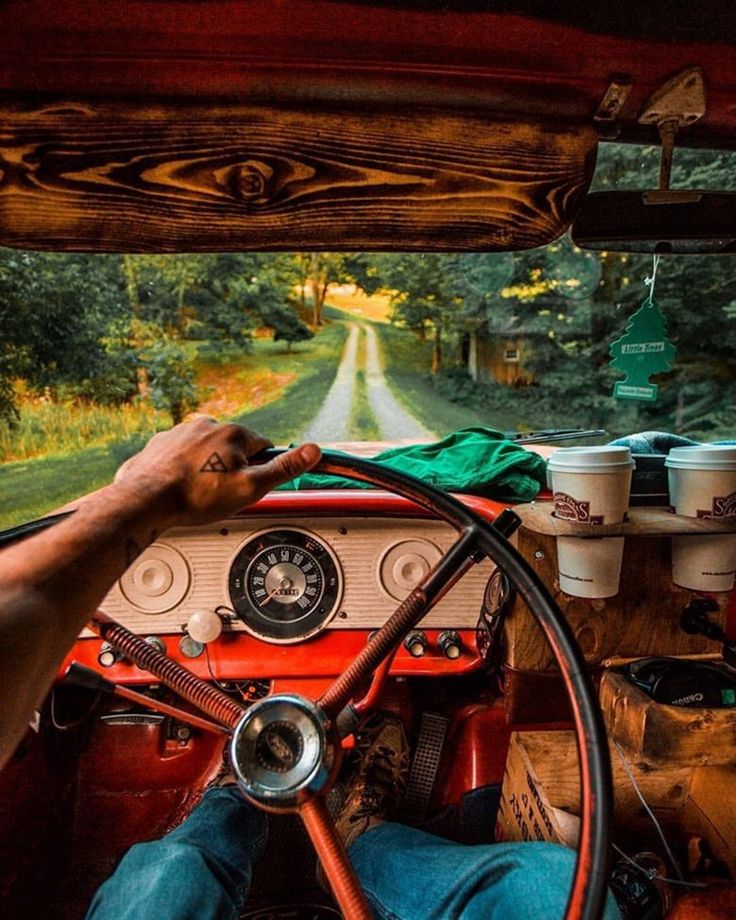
[547,445,635,473]
[665,445,736,471]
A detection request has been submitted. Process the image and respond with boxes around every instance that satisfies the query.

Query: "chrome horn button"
[230,694,332,806]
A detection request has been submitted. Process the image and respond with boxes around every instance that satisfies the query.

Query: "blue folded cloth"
[609,431,736,454]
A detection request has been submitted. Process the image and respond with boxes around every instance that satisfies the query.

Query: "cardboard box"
[497,730,690,846]
[496,731,579,846]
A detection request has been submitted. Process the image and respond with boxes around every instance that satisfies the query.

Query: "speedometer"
[228,528,343,642]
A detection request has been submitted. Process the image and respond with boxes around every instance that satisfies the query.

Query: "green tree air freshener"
[609,256,676,401]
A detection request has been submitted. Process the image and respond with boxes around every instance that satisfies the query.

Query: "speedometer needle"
[260,578,291,606]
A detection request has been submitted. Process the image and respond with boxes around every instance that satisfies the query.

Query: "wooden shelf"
[515,503,736,539]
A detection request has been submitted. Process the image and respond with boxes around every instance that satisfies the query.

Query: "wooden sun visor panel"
[0,101,597,252]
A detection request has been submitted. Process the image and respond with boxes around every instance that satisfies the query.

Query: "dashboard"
[65,491,504,688]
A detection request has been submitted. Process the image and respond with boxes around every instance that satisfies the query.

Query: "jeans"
[86,787,621,920]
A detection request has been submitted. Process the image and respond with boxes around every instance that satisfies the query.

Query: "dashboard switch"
[186,609,223,644]
[404,630,427,658]
[179,635,205,659]
[439,630,462,660]
[97,642,120,668]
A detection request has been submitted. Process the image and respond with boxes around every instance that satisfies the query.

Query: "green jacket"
[277,427,547,502]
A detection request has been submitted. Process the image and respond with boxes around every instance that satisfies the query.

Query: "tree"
[259,301,314,352]
[306,253,356,325]
[0,249,132,410]
[371,254,465,373]
[190,253,302,346]
[142,336,199,424]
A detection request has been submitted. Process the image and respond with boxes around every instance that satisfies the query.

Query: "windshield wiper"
[509,428,606,444]
[0,511,73,549]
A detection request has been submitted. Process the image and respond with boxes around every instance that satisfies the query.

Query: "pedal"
[401,711,450,825]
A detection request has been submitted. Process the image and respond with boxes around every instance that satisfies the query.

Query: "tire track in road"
[301,323,360,442]
[362,324,436,441]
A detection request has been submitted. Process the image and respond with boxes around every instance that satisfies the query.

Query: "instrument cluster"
[98,515,494,651]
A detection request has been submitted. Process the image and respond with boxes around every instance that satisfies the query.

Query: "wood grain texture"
[0,101,596,252]
[601,670,736,767]
[684,765,736,875]
[502,731,691,828]
[503,529,729,671]
[516,502,736,538]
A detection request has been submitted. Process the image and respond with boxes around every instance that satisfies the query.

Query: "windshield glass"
[1,142,734,528]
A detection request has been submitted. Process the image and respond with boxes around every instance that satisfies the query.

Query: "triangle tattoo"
[200,452,229,473]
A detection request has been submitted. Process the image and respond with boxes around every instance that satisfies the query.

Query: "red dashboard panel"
[60,490,504,687]
[61,628,483,688]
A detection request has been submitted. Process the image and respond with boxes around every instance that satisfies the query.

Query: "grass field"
[0,322,348,529]
[349,329,382,440]
[324,284,391,323]
[376,323,538,436]
[0,447,119,528]
[231,321,348,443]
[0,391,165,463]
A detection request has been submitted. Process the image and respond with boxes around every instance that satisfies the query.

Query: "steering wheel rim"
[307,450,613,920]
[35,449,612,920]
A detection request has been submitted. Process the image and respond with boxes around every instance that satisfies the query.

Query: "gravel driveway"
[362,324,435,441]
[302,322,435,442]
[301,322,359,442]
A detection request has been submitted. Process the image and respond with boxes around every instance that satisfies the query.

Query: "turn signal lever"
[680,598,736,670]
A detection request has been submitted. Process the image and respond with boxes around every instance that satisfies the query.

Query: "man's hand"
[113,417,321,527]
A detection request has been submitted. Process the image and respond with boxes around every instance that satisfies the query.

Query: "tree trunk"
[318,282,330,323]
[431,326,442,374]
[122,255,150,398]
[310,253,321,326]
[176,282,187,335]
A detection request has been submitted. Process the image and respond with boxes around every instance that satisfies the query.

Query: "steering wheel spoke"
[299,796,373,920]
[319,528,480,719]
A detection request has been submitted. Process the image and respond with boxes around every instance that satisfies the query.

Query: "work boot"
[334,711,410,850]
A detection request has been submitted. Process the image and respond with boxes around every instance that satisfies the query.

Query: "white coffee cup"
[547,446,634,598]
[666,445,736,592]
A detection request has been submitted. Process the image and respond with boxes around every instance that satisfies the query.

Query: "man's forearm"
[0,418,320,771]
[0,482,170,768]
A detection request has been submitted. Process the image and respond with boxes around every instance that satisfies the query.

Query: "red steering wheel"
[88,450,612,920]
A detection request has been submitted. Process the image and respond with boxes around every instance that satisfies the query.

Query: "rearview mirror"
[571,190,736,254]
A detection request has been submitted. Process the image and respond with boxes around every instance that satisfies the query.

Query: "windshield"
[1,142,734,528]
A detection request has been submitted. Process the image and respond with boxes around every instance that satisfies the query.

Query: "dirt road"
[302,323,360,442]
[302,322,434,442]
[362,324,435,440]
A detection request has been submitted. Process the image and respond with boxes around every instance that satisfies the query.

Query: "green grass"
[0,394,164,463]
[0,447,121,529]
[350,370,381,441]
[0,322,349,530]
[376,323,532,435]
[350,335,382,441]
[228,320,349,443]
